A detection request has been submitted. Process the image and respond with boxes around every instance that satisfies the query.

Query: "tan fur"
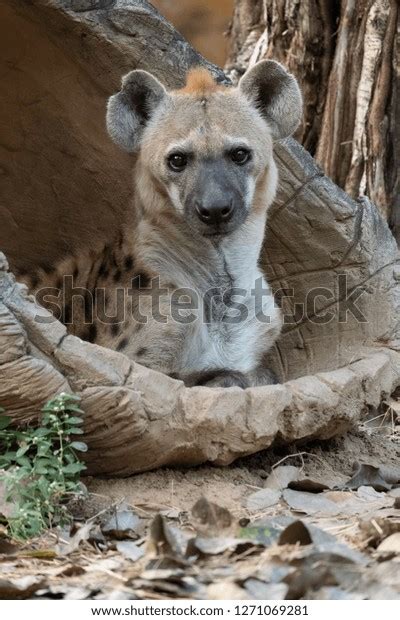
[177,67,223,96]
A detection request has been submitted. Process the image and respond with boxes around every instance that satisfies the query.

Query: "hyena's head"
[107,61,302,237]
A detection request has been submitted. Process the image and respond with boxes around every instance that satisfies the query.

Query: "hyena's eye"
[230,148,251,165]
[167,152,188,172]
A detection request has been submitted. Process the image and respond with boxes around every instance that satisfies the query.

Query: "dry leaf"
[377,533,400,554]
[56,521,95,556]
[148,514,188,559]
[116,540,145,562]
[193,536,253,556]
[289,478,331,493]
[192,497,233,532]
[283,489,342,515]
[278,520,312,546]
[102,504,143,539]
[265,466,300,490]
[245,488,281,512]
[379,465,400,485]
[343,463,392,492]
[283,488,390,517]
[266,466,332,493]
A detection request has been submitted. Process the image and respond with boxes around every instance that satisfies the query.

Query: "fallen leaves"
[102,504,143,540]
[265,465,331,493]
[343,463,392,492]
[265,466,300,491]
[115,541,145,562]
[148,513,188,564]
[1,457,399,600]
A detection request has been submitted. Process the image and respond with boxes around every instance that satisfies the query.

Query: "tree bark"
[226,0,399,240]
[0,0,399,475]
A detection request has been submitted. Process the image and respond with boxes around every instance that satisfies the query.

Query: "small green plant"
[0,393,87,540]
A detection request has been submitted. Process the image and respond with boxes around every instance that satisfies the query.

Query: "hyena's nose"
[195,200,234,226]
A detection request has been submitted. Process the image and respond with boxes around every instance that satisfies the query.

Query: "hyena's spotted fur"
[18,61,302,388]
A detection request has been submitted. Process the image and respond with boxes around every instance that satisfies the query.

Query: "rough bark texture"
[226,0,399,239]
[0,0,400,475]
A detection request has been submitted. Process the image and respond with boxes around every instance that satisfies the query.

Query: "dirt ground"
[87,428,400,518]
[1,416,399,600]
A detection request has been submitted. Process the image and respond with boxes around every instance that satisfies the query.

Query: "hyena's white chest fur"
[185,275,280,373]
[176,223,281,374]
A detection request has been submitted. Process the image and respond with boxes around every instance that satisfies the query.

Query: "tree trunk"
[226,0,399,240]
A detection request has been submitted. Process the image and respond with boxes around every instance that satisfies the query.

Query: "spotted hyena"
[21,61,302,388]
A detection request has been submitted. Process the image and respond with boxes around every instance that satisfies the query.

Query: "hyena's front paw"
[248,367,279,386]
[195,370,250,389]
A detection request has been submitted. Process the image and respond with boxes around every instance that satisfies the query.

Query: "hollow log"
[0,0,399,475]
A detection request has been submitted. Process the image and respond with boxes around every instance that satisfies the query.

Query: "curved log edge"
[1,254,400,476]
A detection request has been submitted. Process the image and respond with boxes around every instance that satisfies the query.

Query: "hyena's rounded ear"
[106,70,167,152]
[239,60,302,140]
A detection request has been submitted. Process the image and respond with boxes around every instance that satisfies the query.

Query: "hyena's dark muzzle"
[185,160,249,236]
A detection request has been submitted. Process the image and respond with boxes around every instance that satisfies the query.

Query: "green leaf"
[33,428,53,437]
[59,393,81,402]
[3,451,17,461]
[37,442,53,457]
[67,427,84,435]
[62,462,86,474]
[0,416,11,430]
[64,404,84,413]
[33,459,54,475]
[1,391,85,540]
[69,441,88,452]
[16,445,30,458]
[15,456,32,469]
[64,416,84,425]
